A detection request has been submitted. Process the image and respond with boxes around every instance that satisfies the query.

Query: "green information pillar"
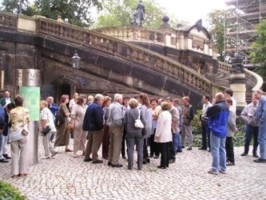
[17,69,40,165]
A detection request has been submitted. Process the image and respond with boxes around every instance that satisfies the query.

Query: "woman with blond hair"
[71,95,88,158]
[154,101,172,169]
[123,98,146,170]
[10,95,30,177]
[55,95,72,152]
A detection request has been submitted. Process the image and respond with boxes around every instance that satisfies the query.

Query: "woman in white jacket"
[154,101,172,169]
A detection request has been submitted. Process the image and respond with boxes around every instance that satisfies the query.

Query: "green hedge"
[0,181,26,200]
[191,110,246,147]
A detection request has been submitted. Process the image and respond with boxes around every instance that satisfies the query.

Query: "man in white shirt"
[199,95,212,151]
[224,88,237,114]
[69,93,79,112]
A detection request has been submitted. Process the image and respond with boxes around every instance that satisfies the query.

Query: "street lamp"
[72,50,80,69]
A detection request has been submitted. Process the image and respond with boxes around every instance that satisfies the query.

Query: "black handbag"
[42,125,51,136]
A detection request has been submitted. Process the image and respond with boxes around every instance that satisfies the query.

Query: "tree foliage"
[93,0,168,29]
[250,20,266,76]
[0,0,102,27]
[207,9,226,60]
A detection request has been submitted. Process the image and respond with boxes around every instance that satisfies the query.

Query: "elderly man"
[254,89,266,163]
[240,94,259,158]
[207,92,229,175]
[0,90,12,107]
[83,94,104,164]
[181,96,194,150]
[107,93,124,168]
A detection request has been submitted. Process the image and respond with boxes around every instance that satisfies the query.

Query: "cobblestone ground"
[0,138,266,200]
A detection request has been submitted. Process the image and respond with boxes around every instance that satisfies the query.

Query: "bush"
[191,110,245,147]
[0,181,26,200]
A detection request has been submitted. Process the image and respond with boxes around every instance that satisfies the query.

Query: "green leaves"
[93,0,167,29]
[250,20,266,76]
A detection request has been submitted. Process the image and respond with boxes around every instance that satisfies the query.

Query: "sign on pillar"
[17,69,40,166]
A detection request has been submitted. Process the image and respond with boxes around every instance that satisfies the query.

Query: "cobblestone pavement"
[0,139,266,200]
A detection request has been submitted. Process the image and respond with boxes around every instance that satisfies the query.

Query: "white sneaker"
[207,169,219,175]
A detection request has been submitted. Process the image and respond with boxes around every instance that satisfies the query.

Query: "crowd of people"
[0,88,265,178]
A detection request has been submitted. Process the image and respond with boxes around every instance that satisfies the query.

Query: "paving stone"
[0,138,266,199]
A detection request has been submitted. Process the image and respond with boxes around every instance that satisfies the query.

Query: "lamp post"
[72,50,80,69]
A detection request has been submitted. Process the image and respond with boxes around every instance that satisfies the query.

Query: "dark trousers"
[143,138,149,160]
[159,142,170,168]
[102,125,109,159]
[121,128,126,157]
[226,137,234,164]
[244,125,259,155]
[169,133,176,160]
[127,136,144,170]
[201,120,210,149]
[149,129,159,157]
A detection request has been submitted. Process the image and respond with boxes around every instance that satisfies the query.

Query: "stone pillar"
[17,69,40,165]
[229,55,247,112]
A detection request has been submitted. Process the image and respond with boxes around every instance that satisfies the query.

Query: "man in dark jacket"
[83,94,104,164]
[0,104,7,163]
[207,92,229,175]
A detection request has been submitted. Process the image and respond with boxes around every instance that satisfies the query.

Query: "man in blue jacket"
[83,94,104,164]
[207,92,229,175]
[254,89,266,163]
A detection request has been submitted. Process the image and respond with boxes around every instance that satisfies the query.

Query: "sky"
[155,0,227,25]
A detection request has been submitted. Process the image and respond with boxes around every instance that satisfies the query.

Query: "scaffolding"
[225,0,266,67]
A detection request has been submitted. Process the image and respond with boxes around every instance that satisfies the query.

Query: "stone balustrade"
[35,17,213,94]
[2,12,258,96]
[96,27,211,56]
[0,12,17,31]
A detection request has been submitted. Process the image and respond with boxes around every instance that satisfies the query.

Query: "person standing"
[181,96,194,150]
[154,101,172,169]
[149,98,159,158]
[123,98,146,170]
[70,95,87,158]
[40,100,57,159]
[138,93,152,164]
[83,94,104,164]
[54,95,72,152]
[207,92,229,175]
[254,89,266,163]
[173,98,183,153]
[10,95,30,178]
[0,90,13,107]
[102,96,112,160]
[225,98,237,166]
[240,95,259,158]
[47,96,59,117]
[169,98,180,163]
[1,103,16,161]
[121,96,130,160]
[199,95,212,151]
[0,104,7,163]
[224,88,237,114]
[107,93,124,168]
[69,93,79,112]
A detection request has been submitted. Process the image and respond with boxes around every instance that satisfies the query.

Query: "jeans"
[210,132,226,172]
[244,125,259,155]
[258,123,266,160]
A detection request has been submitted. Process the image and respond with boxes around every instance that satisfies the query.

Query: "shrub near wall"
[191,110,245,147]
[0,181,26,200]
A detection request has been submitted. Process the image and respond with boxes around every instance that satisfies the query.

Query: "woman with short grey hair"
[123,98,146,170]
